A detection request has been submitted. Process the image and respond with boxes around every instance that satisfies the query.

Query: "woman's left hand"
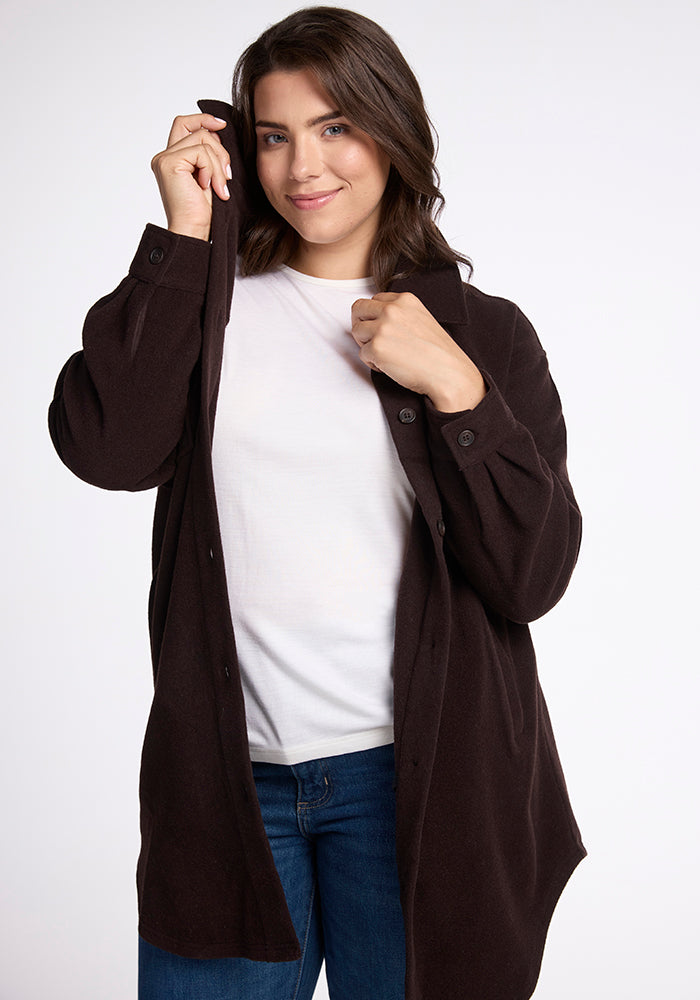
[350,292,487,412]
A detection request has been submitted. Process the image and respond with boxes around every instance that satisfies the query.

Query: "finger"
[357,340,387,375]
[165,127,224,154]
[190,145,230,201]
[165,126,230,186]
[156,135,230,201]
[192,148,214,192]
[165,116,231,192]
[350,322,372,346]
[190,136,229,199]
[371,292,400,302]
[153,144,229,210]
[351,297,383,324]
[167,113,227,147]
[165,126,225,162]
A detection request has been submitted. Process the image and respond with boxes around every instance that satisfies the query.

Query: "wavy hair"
[232,6,471,289]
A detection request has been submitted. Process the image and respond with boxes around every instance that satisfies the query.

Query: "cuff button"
[457,429,475,447]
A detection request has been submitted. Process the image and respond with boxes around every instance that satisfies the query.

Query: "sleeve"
[424,306,581,624]
[48,224,211,491]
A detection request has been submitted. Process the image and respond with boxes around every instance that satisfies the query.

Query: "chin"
[294,226,345,248]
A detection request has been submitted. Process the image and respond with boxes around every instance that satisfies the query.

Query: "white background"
[2,0,698,997]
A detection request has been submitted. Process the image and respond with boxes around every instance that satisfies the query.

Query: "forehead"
[253,68,337,117]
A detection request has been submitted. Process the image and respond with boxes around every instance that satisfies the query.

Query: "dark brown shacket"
[49,99,585,1000]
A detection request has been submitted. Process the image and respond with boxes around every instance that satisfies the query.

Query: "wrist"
[168,221,211,242]
[428,371,487,413]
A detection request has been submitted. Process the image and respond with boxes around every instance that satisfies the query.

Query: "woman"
[49,7,585,999]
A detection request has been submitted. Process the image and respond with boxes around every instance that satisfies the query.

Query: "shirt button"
[149,247,165,264]
[398,407,416,424]
[437,518,446,536]
[457,429,475,447]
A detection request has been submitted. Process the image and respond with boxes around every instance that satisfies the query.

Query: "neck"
[289,239,372,281]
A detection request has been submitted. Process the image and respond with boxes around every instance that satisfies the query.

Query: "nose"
[288,136,321,182]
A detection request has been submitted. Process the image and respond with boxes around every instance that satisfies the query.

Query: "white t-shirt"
[211,264,414,764]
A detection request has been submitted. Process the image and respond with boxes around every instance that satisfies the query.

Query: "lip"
[287,189,341,211]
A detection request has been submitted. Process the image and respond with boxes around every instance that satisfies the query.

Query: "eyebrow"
[255,110,344,130]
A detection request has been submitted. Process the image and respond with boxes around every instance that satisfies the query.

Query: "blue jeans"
[138,743,406,999]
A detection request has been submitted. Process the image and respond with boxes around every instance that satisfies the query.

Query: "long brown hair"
[232,6,471,289]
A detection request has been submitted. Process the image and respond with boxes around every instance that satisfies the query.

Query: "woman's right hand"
[151,114,232,242]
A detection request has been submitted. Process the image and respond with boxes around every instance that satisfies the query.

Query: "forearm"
[423,309,581,625]
[49,225,211,491]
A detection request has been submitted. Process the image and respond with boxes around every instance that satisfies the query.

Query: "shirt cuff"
[424,371,518,469]
[128,224,211,294]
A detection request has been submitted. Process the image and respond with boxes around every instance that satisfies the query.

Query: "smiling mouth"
[287,190,341,210]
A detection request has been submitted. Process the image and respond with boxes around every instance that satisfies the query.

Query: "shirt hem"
[249,726,395,765]
[138,922,301,963]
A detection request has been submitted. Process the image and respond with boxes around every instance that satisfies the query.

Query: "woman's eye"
[324,124,346,137]
[263,133,286,145]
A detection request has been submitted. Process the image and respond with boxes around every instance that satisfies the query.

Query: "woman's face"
[254,68,391,278]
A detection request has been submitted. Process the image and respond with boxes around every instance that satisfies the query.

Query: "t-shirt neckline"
[280,264,375,292]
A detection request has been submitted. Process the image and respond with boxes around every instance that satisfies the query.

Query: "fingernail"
[223,184,230,198]
[225,163,232,180]
[213,117,227,124]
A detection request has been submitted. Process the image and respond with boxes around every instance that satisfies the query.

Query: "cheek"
[339,145,370,178]
[256,156,270,193]
[342,144,391,193]
[371,148,392,190]
[256,156,281,203]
